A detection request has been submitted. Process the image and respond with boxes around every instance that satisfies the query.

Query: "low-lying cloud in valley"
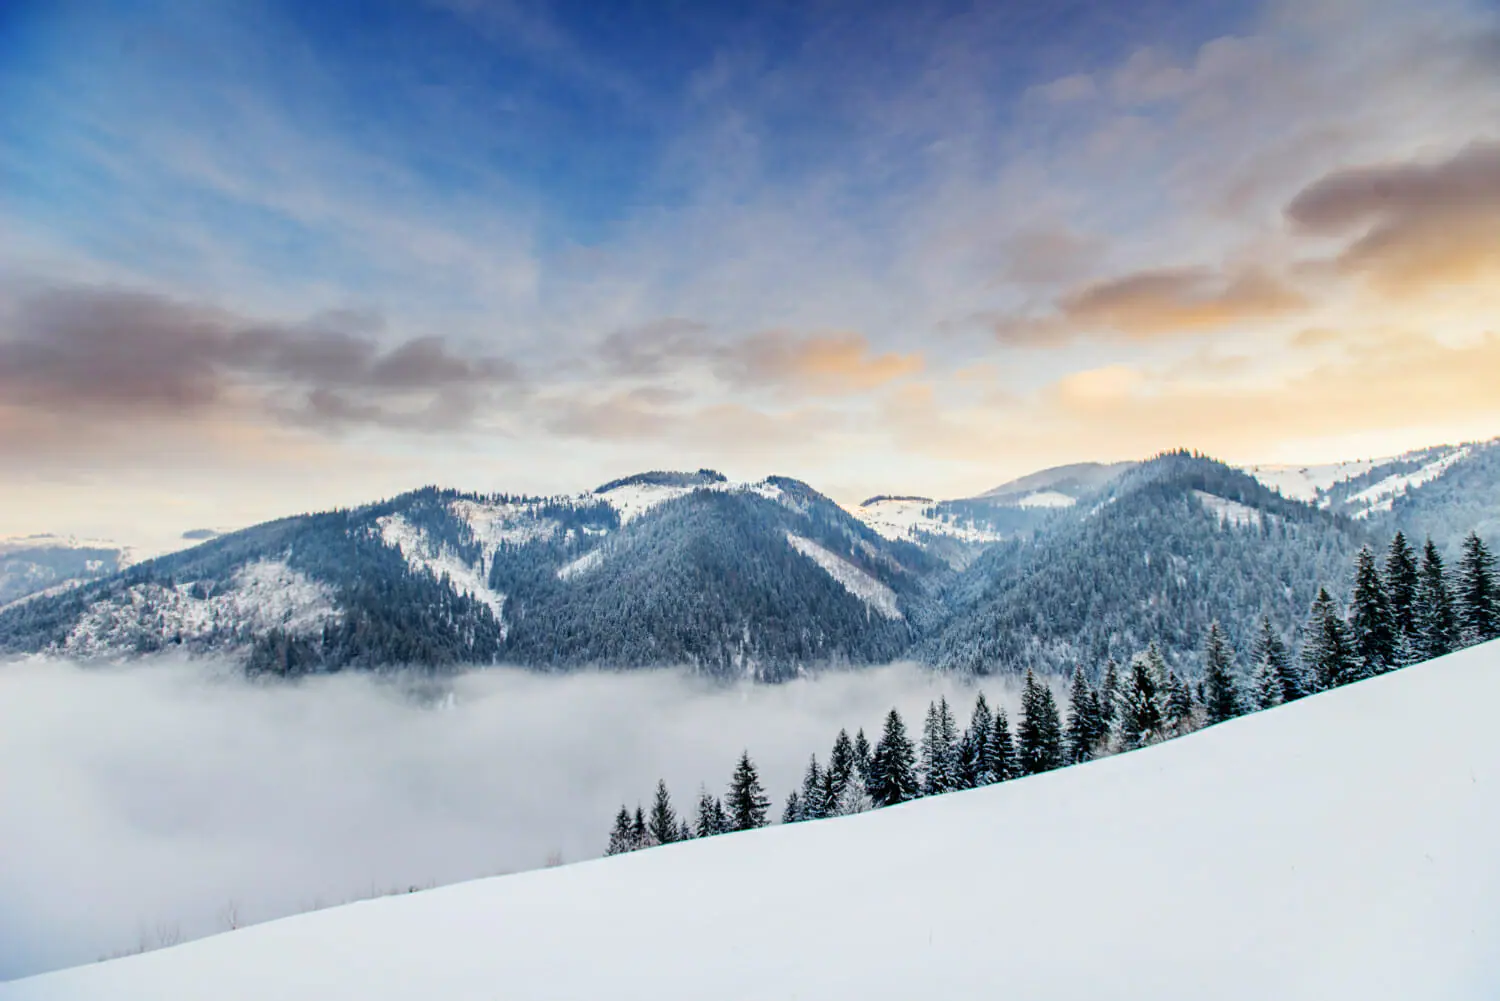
[0,656,1013,981]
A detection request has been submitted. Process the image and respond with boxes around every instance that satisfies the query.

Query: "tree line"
[604,529,1498,854]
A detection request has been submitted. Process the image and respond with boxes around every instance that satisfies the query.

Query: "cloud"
[0,283,520,442]
[718,330,923,395]
[1285,140,1500,293]
[0,656,1016,980]
[994,266,1308,344]
[598,323,921,397]
[1026,73,1098,104]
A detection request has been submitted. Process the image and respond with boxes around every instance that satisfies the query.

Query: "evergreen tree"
[781,790,803,825]
[1456,532,1498,644]
[631,806,648,851]
[1115,647,1166,749]
[1415,539,1459,660]
[694,787,728,838]
[1202,621,1242,724]
[1384,531,1419,645]
[868,708,920,806]
[606,806,634,855]
[959,692,996,786]
[852,728,874,792]
[1065,667,1103,763]
[1302,587,1357,690]
[646,779,679,846]
[800,755,829,821]
[826,729,856,809]
[1163,669,1196,734]
[987,707,1015,782]
[1250,615,1302,708]
[1017,670,1064,775]
[678,818,694,842]
[1349,545,1396,674]
[1096,658,1120,734]
[726,751,770,831]
[920,697,960,795]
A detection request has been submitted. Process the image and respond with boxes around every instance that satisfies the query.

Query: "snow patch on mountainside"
[1015,489,1076,509]
[1241,458,1386,501]
[594,483,696,524]
[13,642,1499,1000]
[851,498,1006,545]
[784,533,901,619]
[448,500,558,548]
[62,560,337,656]
[555,548,606,580]
[1346,447,1471,519]
[377,516,507,627]
[1192,490,1269,530]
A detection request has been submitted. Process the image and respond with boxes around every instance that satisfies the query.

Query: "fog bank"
[0,656,1018,979]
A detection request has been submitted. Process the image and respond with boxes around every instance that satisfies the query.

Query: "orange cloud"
[720,330,923,395]
[1286,140,1500,295]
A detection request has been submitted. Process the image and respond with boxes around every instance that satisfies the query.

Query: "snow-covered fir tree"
[781,790,803,825]
[1163,669,1197,736]
[631,806,648,851]
[1065,667,1105,763]
[1017,670,1063,775]
[726,751,770,831]
[1349,545,1396,674]
[958,692,996,786]
[1202,621,1242,724]
[825,729,856,812]
[1456,532,1497,644]
[1415,539,1459,660]
[1114,646,1166,750]
[1250,615,1303,708]
[647,780,679,846]
[1384,531,1420,662]
[1303,588,1357,691]
[852,728,874,791]
[1096,658,1120,735]
[606,806,635,855]
[800,755,828,821]
[987,706,1015,782]
[868,708,919,806]
[919,696,961,795]
[695,787,729,838]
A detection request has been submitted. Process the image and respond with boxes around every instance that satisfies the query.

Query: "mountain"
[4,439,1497,678]
[1240,438,1500,552]
[0,536,133,609]
[0,474,940,680]
[924,451,1367,675]
[7,641,1495,1000]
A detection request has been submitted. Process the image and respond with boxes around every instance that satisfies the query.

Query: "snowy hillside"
[8,641,1497,1000]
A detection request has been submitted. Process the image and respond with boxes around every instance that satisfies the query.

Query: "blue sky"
[2,0,1499,543]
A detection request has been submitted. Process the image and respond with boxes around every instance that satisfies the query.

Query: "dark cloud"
[598,318,711,377]
[1285,141,1500,293]
[0,284,519,436]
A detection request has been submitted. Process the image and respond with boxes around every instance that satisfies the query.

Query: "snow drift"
[6,642,1500,1000]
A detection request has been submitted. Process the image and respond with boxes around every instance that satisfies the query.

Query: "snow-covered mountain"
[7,640,1495,1000]
[0,473,939,679]
[5,439,1497,677]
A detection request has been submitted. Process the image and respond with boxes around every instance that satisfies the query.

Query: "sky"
[0,654,1008,978]
[2,0,1499,544]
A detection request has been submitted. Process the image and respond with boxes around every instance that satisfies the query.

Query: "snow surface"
[376,515,507,626]
[447,499,558,548]
[784,533,902,619]
[1346,446,1471,519]
[592,482,697,524]
[555,547,606,580]
[62,560,338,656]
[1239,458,1388,501]
[1192,489,1269,530]
[9,641,1498,999]
[1014,489,1076,509]
[851,497,1007,544]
